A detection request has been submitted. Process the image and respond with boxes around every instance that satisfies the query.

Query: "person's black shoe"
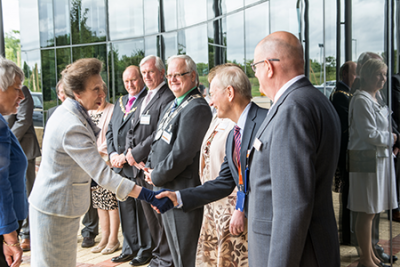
[375,244,398,263]
[111,253,135,263]
[81,237,95,248]
[129,255,152,266]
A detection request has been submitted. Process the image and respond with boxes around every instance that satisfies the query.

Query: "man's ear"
[226,85,235,102]
[265,59,274,78]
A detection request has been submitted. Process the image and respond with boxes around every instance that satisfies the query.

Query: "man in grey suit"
[247,32,340,266]
[106,66,152,264]
[4,85,41,251]
[144,55,212,267]
[125,55,175,267]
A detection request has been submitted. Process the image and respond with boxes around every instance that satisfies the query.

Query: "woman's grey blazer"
[29,98,135,218]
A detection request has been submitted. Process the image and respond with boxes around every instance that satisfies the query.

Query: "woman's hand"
[3,231,23,267]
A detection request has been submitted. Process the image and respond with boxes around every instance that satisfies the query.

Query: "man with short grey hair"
[144,55,212,267]
[125,55,175,267]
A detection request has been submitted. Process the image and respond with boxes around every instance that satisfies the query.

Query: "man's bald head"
[256,31,304,75]
[254,31,304,100]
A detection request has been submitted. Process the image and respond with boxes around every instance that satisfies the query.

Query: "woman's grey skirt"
[30,206,80,267]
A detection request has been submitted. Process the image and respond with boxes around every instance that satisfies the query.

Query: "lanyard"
[237,150,250,193]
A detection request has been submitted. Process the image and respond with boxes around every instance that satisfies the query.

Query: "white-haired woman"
[0,56,27,267]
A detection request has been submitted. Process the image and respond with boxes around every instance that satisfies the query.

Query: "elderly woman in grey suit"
[28,58,172,267]
[348,58,397,267]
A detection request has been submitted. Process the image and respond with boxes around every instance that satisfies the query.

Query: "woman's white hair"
[167,55,198,85]
[0,56,24,91]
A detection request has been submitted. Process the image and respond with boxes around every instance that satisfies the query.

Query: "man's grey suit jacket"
[106,90,146,179]
[248,77,341,267]
[5,86,41,160]
[179,102,268,217]
[125,83,175,179]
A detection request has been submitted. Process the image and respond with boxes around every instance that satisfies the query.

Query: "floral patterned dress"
[196,117,248,267]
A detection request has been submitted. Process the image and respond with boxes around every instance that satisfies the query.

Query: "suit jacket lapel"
[227,131,239,181]
[241,104,257,178]
[120,90,147,129]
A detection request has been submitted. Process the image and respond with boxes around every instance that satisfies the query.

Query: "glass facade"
[14,0,400,265]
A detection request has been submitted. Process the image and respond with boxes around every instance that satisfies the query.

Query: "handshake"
[137,187,177,214]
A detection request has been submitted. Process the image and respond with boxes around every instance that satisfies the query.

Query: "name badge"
[216,121,228,132]
[162,131,172,144]
[253,138,262,151]
[140,114,151,125]
[235,191,246,212]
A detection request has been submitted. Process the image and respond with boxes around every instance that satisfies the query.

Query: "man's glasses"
[250,59,280,72]
[166,72,190,80]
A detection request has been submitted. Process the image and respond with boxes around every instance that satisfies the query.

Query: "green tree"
[5,30,21,66]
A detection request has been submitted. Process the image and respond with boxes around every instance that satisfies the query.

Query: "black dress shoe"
[375,245,398,263]
[111,253,135,263]
[81,237,95,248]
[129,255,152,266]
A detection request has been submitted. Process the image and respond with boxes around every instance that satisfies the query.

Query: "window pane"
[144,0,160,35]
[178,25,208,85]
[19,0,40,50]
[41,49,56,111]
[39,0,54,48]
[56,48,71,81]
[177,0,207,28]
[145,36,161,57]
[162,0,177,31]
[70,0,107,44]
[21,50,42,93]
[54,0,71,46]
[226,12,244,66]
[72,44,108,82]
[162,32,177,63]
[207,0,243,19]
[208,44,226,70]
[270,0,298,35]
[109,0,143,40]
[110,40,145,101]
[208,19,227,47]
[245,2,269,76]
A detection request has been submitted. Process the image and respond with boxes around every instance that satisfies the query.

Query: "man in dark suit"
[106,66,152,263]
[46,80,65,122]
[144,55,212,267]
[125,56,175,267]
[330,61,356,245]
[4,85,41,251]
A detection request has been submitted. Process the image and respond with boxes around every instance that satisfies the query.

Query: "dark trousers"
[19,158,36,239]
[136,177,174,267]
[339,167,352,245]
[81,192,99,238]
[119,179,152,258]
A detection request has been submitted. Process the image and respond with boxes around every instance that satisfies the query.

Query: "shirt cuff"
[175,191,183,208]
[110,152,118,159]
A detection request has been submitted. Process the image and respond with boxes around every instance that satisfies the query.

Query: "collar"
[236,102,252,140]
[176,86,197,106]
[338,81,350,90]
[271,74,305,109]
[147,81,165,97]
[129,86,147,99]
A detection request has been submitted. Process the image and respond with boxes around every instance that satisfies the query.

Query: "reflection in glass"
[177,0,207,28]
[162,33,177,64]
[245,0,263,5]
[109,0,143,40]
[207,0,243,19]
[54,0,71,46]
[56,48,71,81]
[21,50,42,93]
[39,0,54,48]
[70,0,107,44]
[145,36,161,57]
[208,44,226,71]
[72,44,108,82]
[41,49,56,110]
[144,0,160,35]
[269,0,298,36]
[162,0,177,32]
[19,0,40,50]
[245,2,269,76]
[178,25,208,85]
[208,19,226,46]
[226,12,244,66]
[110,40,145,101]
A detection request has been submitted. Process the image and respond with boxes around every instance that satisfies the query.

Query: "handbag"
[347,149,377,173]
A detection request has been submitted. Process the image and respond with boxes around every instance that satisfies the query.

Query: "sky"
[1,0,20,34]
